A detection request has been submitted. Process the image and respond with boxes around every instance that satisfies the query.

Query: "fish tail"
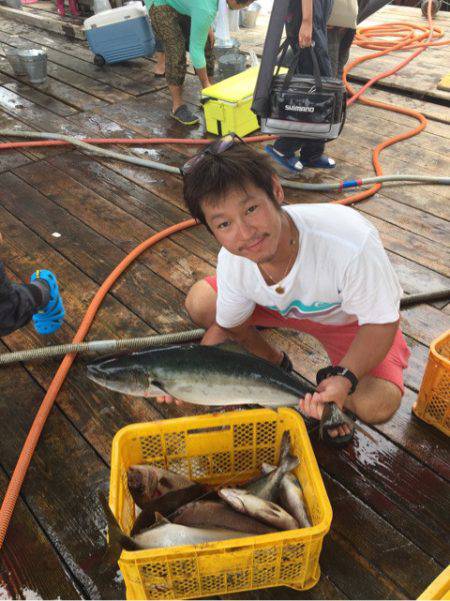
[279,431,299,473]
[98,491,139,568]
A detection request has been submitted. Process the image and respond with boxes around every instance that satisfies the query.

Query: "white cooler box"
[84,2,155,66]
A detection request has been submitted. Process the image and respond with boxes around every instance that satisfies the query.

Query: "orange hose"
[333,2,449,205]
[0,6,449,550]
[0,134,275,151]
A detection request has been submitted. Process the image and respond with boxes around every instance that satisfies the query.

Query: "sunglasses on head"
[179,132,245,176]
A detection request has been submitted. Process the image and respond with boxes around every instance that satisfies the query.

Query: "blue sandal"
[30,269,65,335]
[265,145,303,173]
[301,155,336,169]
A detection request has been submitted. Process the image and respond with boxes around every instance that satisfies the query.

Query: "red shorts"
[206,275,410,394]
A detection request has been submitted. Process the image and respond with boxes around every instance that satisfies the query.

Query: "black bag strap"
[273,38,292,78]
[282,45,323,92]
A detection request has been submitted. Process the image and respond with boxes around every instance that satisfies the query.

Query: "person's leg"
[326,26,341,79]
[300,140,335,168]
[204,31,215,84]
[266,138,305,173]
[152,36,165,76]
[149,5,198,124]
[311,324,410,438]
[185,279,218,329]
[338,28,356,80]
[345,376,402,424]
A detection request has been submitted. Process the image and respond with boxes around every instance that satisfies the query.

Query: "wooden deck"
[0,5,449,600]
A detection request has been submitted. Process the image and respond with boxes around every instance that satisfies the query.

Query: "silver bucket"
[4,47,28,76]
[239,3,261,28]
[217,52,247,81]
[17,48,47,84]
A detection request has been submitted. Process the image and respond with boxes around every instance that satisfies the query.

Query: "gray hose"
[0,129,180,175]
[1,130,449,189]
[1,290,449,366]
[0,328,205,366]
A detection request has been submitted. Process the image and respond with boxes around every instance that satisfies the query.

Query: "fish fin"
[154,511,170,525]
[98,491,139,567]
[214,342,254,356]
[261,462,276,475]
[151,380,169,394]
[279,431,299,474]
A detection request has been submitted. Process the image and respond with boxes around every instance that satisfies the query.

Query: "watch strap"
[316,365,358,394]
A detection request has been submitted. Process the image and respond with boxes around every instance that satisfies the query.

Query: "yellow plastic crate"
[201,66,260,137]
[413,329,450,436]
[417,565,450,600]
[109,408,332,600]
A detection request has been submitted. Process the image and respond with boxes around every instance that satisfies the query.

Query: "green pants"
[150,4,215,86]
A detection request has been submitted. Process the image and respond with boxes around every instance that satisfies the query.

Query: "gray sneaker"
[171,104,200,126]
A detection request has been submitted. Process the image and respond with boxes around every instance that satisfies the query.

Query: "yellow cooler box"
[201,66,260,137]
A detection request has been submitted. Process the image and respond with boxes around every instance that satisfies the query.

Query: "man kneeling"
[165,137,410,445]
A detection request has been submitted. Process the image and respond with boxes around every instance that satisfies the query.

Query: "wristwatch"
[316,365,358,394]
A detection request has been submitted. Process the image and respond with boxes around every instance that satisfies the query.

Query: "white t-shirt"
[216,204,402,328]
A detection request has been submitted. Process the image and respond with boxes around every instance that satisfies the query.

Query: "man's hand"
[298,376,352,419]
[298,20,313,48]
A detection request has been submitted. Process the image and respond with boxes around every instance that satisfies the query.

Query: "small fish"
[319,403,355,440]
[127,465,158,509]
[245,431,298,501]
[131,483,213,535]
[261,463,311,528]
[99,493,251,557]
[218,488,299,530]
[172,500,276,534]
[127,465,194,508]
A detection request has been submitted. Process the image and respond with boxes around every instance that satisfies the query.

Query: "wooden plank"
[0,84,83,131]
[365,213,450,277]
[0,172,190,332]
[0,354,123,599]
[0,210,178,455]
[0,460,82,600]
[0,54,108,111]
[374,387,450,479]
[314,426,450,566]
[0,5,85,39]
[357,196,449,248]
[0,40,132,102]
[323,474,445,598]
[349,86,450,125]
[0,23,167,87]
[1,79,78,116]
[46,148,220,263]
[14,158,215,293]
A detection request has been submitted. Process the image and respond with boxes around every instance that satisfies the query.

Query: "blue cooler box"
[84,2,155,66]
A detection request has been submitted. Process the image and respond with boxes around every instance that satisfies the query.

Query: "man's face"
[201,180,285,264]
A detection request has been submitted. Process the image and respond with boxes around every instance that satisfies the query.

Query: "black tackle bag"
[259,41,347,140]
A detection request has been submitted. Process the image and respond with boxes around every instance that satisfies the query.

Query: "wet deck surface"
[0,5,449,600]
